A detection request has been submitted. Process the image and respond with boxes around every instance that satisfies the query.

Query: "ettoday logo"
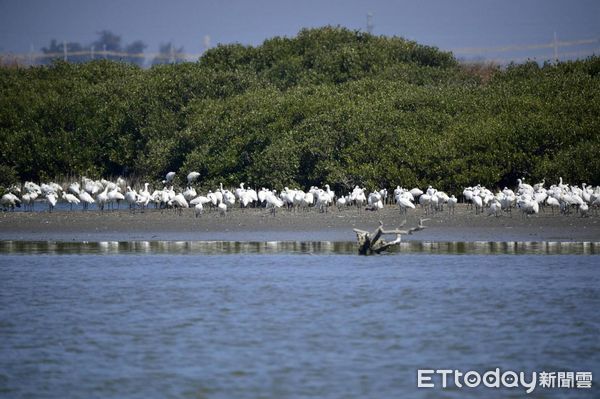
[418,368,537,394]
[417,368,597,394]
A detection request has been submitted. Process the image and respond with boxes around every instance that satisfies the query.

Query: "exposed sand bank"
[1,204,598,242]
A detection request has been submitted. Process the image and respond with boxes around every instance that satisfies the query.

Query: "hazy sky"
[1,0,598,62]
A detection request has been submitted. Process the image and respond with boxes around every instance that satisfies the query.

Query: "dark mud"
[1,204,598,242]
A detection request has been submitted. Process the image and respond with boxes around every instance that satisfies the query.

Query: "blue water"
[1,251,598,398]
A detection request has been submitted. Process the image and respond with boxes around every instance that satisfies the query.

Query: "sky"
[0,0,598,64]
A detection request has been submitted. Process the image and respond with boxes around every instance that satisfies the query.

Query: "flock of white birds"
[1,172,599,218]
[462,178,599,217]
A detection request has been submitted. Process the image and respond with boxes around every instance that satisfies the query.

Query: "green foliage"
[0,164,18,189]
[1,27,599,193]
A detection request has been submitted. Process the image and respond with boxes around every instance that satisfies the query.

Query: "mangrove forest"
[1,26,599,193]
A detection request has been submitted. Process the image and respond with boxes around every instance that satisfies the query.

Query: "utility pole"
[103,44,107,59]
[63,40,67,62]
[553,32,558,61]
[203,35,211,52]
[29,43,34,66]
[91,45,95,60]
[367,12,374,34]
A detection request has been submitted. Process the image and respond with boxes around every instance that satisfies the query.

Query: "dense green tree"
[1,27,599,193]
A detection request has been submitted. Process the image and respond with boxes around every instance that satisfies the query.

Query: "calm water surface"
[1,245,598,398]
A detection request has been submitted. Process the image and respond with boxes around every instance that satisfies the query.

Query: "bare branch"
[355,219,428,255]
[380,228,410,235]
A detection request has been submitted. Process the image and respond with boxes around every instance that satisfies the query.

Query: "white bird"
[46,193,57,213]
[173,193,189,208]
[419,193,432,214]
[159,188,171,208]
[1,193,21,211]
[325,184,335,204]
[136,183,152,209]
[579,202,589,217]
[265,191,284,215]
[222,190,236,207]
[315,189,332,213]
[207,191,218,208]
[397,196,415,214]
[472,195,483,215]
[68,182,80,195]
[21,191,38,211]
[194,202,204,217]
[190,196,211,206]
[246,188,258,205]
[187,172,200,184]
[62,192,80,210]
[393,186,403,200]
[379,188,388,204]
[447,195,458,215]
[487,200,501,217]
[214,186,224,205]
[302,191,314,209]
[581,183,592,204]
[125,186,138,209]
[116,177,127,192]
[430,193,439,212]
[107,188,125,209]
[436,191,450,211]
[368,191,382,206]
[182,186,197,202]
[546,197,560,215]
[502,187,515,198]
[591,194,600,206]
[164,171,176,184]
[24,181,41,195]
[84,178,102,196]
[336,196,347,210]
[533,178,545,192]
[78,191,95,210]
[239,191,253,209]
[293,190,306,211]
[218,202,227,216]
[410,188,423,199]
[281,187,296,210]
[463,187,474,207]
[96,186,109,211]
[235,182,246,200]
[517,178,534,194]
[40,183,56,197]
[169,194,189,214]
[350,186,366,210]
[258,188,268,205]
[518,197,539,216]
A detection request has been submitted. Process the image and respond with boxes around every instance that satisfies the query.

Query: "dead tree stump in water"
[353,219,429,255]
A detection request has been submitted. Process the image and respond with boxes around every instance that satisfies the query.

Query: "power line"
[451,37,598,55]
[1,36,598,67]
[0,49,203,63]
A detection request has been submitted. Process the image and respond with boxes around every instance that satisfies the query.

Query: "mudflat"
[1,204,598,242]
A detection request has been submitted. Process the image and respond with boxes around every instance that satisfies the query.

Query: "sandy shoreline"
[1,204,598,242]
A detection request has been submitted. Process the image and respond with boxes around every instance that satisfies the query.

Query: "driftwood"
[353,219,429,255]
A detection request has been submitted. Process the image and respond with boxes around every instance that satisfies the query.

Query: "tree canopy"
[1,26,599,193]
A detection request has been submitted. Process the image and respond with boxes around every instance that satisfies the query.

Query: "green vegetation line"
[1,26,599,194]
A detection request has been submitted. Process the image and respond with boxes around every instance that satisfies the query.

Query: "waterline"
[1,240,598,255]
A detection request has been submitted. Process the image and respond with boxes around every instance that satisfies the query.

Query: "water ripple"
[0,240,599,255]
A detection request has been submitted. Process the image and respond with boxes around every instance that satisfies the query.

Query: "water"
[1,240,598,255]
[1,244,599,398]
